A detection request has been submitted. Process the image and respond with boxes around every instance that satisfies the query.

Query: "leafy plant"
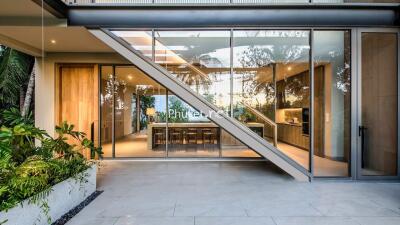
[0,109,102,215]
[0,46,34,110]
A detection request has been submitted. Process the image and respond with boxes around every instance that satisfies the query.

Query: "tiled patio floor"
[66,161,400,225]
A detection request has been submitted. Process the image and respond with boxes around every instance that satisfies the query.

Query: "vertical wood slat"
[57,64,99,159]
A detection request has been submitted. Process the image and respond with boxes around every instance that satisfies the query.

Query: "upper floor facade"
[61,0,400,5]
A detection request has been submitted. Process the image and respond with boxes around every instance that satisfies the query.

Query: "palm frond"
[0,48,34,108]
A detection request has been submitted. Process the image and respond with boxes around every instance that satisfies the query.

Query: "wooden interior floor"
[102,133,348,177]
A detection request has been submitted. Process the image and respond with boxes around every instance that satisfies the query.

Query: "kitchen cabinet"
[277,123,309,150]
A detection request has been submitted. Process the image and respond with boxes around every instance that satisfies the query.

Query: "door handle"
[359,126,367,136]
[359,126,367,168]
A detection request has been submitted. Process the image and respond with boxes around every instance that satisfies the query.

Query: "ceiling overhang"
[66,4,400,28]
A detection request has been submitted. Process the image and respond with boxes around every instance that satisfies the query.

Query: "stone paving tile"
[174,201,247,217]
[195,217,276,225]
[66,217,118,225]
[273,217,360,225]
[310,198,400,217]
[66,161,400,225]
[244,200,323,217]
[114,216,194,225]
[353,217,400,225]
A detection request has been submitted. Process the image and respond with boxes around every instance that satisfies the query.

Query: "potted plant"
[0,109,102,225]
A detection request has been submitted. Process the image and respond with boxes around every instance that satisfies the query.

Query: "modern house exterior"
[0,0,399,182]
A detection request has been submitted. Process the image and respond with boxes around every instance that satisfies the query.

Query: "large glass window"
[101,65,167,157]
[100,66,114,158]
[108,29,358,172]
[166,92,220,157]
[313,31,351,177]
[314,0,400,2]
[112,31,153,59]
[233,30,311,170]
[154,31,231,114]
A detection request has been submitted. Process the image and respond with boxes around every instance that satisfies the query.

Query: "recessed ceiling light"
[51,40,56,44]
[287,66,292,71]
[127,75,133,80]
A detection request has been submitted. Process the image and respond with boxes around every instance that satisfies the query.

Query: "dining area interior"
[100,65,261,158]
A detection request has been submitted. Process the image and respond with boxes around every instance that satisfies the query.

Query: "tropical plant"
[0,108,102,214]
[139,95,155,129]
[0,46,34,111]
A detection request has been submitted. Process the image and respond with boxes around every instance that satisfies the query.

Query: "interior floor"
[278,142,348,177]
[102,133,348,177]
[102,133,260,158]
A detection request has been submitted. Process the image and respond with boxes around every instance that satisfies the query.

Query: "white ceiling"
[0,26,113,53]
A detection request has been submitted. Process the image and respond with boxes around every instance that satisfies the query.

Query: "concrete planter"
[0,165,96,225]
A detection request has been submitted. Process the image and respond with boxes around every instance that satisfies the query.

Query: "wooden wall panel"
[361,33,398,175]
[56,64,99,159]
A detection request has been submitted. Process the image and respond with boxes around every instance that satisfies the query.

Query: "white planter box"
[0,165,96,225]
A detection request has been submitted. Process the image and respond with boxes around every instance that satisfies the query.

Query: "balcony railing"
[62,0,352,5]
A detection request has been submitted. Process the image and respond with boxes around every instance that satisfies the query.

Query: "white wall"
[123,86,135,135]
[35,52,128,137]
[314,31,347,159]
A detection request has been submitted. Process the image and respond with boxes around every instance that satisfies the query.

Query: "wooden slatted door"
[56,64,99,159]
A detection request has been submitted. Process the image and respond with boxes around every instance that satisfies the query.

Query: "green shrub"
[0,108,102,212]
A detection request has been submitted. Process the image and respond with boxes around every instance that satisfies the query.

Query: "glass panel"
[167,92,260,158]
[233,0,309,2]
[100,66,114,157]
[113,65,167,157]
[233,30,311,170]
[167,92,220,157]
[220,129,262,158]
[314,0,400,2]
[155,0,230,3]
[313,30,351,177]
[154,31,231,114]
[361,33,398,176]
[112,31,153,59]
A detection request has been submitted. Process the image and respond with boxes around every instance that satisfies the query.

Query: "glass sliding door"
[313,30,351,177]
[359,31,399,178]
[100,65,168,158]
[233,30,311,170]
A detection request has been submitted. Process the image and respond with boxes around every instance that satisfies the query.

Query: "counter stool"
[202,128,215,149]
[153,128,165,150]
[169,128,183,149]
[186,128,198,145]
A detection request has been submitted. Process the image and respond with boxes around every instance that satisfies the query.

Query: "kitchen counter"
[147,122,264,149]
[277,122,302,127]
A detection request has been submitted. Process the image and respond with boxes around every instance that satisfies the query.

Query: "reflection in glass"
[315,0,400,2]
[233,30,311,170]
[167,92,220,157]
[101,65,167,157]
[361,33,398,176]
[100,66,114,157]
[112,31,153,59]
[313,31,351,177]
[155,31,231,114]
[167,92,260,158]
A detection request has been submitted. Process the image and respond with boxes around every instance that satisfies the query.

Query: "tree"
[0,46,34,113]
